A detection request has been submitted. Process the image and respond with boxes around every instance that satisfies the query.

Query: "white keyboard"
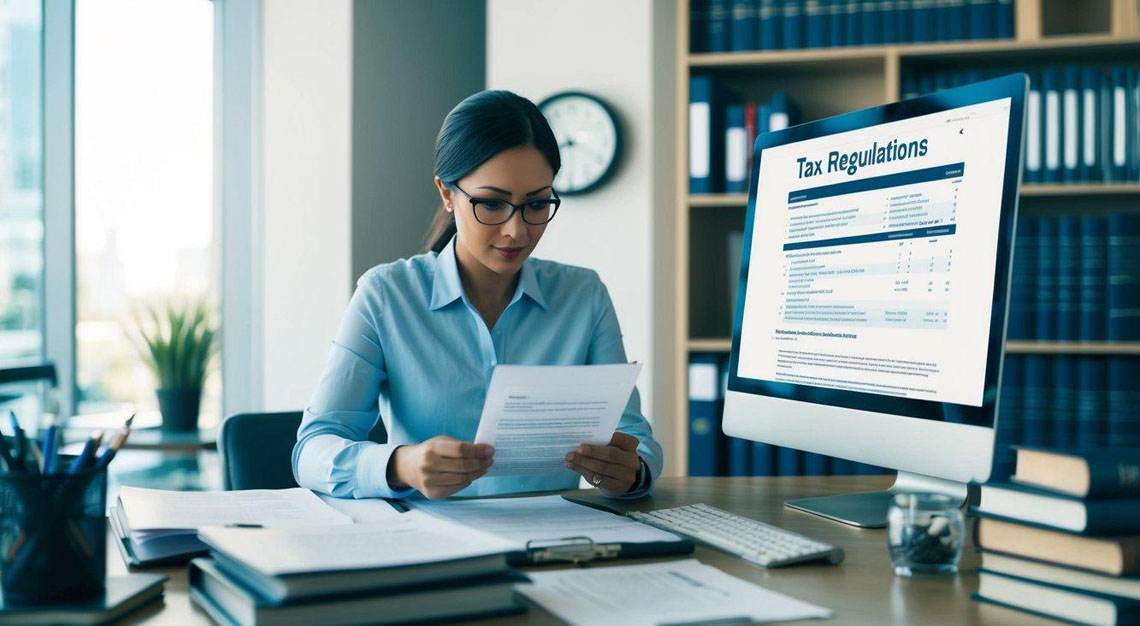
[628,503,844,568]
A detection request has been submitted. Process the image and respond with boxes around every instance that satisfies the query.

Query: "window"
[0,1,43,366]
[74,0,219,422]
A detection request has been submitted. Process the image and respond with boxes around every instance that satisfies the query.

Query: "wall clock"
[538,91,622,195]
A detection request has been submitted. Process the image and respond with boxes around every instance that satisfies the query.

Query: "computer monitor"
[722,74,1027,528]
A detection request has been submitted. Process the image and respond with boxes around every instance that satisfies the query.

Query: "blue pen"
[70,431,104,475]
[41,419,59,475]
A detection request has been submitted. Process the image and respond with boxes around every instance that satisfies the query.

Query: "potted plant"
[134,301,216,431]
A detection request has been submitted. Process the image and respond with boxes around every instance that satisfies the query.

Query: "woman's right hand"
[388,436,495,499]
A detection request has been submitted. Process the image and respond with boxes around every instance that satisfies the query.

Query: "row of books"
[1007,212,1140,342]
[973,446,1140,625]
[688,353,888,476]
[903,65,1140,184]
[689,76,800,194]
[994,354,1140,481]
[691,0,1015,53]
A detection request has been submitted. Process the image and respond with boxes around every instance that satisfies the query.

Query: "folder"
[1042,67,1062,183]
[1062,64,1081,183]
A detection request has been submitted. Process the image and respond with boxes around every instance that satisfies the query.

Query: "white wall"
[487,0,678,472]
[259,0,353,411]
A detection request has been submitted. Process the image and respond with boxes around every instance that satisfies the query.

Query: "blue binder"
[1056,215,1080,341]
[1108,213,1140,341]
[782,0,804,48]
[689,76,727,194]
[766,91,796,131]
[1075,357,1108,448]
[826,0,846,45]
[1109,66,1129,181]
[707,0,731,52]
[967,0,994,39]
[844,0,861,45]
[1007,215,1037,340]
[725,104,749,193]
[688,354,723,477]
[1079,215,1108,341]
[912,0,935,42]
[1035,217,1058,341]
[943,0,967,40]
[777,447,802,476]
[881,0,899,42]
[995,0,1013,38]
[830,458,855,475]
[1024,70,1043,183]
[1108,357,1140,448]
[1042,67,1063,183]
[1062,64,1081,183]
[759,0,782,49]
[1051,356,1077,447]
[1080,66,1102,182]
[993,354,1023,482]
[691,0,710,52]
[802,453,829,476]
[751,442,775,475]
[1022,355,1053,447]
[805,0,827,47]
[728,437,752,476]
[731,0,759,50]
[895,0,913,43]
[861,0,881,44]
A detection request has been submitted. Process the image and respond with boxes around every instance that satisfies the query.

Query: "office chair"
[219,411,388,490]
[0,362,58,412]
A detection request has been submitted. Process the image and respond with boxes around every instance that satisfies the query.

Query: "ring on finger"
[590,473,603,486]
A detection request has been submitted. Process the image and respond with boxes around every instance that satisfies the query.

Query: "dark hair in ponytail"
[424,90,561,253]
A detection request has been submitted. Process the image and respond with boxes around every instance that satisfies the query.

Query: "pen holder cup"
[0,459,107,605]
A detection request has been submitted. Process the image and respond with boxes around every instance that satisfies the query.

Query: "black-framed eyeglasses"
[449,183,561,226]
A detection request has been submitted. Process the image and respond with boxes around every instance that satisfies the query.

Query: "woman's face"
[436,145,555,278]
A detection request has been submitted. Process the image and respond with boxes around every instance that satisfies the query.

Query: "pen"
[26,440,42,475]
[7,411,28,469]
[94,413,134,469]
[69,431,104,475]
[41,417,59,474]
[224,523,264,528]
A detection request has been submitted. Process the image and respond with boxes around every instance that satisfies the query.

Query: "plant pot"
[156,387,201,432]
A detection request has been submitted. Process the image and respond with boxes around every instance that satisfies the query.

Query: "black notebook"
[0,574,166,626]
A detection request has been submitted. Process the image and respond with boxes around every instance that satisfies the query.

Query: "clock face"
[539,92,621,195]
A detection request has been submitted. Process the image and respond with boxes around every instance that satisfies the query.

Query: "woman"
[292,90,662,500]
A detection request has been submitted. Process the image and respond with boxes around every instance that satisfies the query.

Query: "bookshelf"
[672,0,1140,476]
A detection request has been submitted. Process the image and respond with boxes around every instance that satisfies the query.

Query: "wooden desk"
[111,476,1051,625]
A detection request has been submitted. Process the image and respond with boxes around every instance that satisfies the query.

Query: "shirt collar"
[429,236,548,311]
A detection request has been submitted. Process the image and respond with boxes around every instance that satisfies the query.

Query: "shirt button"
[491,360,498,366]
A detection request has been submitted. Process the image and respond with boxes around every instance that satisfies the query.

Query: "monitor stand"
[784,471,969,528]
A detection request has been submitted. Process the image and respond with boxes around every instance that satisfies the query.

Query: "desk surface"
[111,476,1051,625]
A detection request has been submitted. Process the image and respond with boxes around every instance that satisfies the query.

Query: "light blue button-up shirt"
[292,236,663,499]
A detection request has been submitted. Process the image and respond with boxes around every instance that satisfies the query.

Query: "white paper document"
[474,363,643,476]
[316,493,406,523]
[516,559,833,626]
[197,510,518,575]
[408,495,681,547]
[118,486,353,530]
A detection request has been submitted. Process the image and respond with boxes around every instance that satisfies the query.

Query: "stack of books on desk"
[189,512,525,626]
[972,446,1140,626]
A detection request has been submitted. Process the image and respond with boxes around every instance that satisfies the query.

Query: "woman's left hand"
[565,432,642,497]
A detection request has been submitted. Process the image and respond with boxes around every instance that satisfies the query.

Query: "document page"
[739,98,1013,406]
[118,486,353,530]
[474,363,642,476]
[516,559,833,626]
[197,510,517,575]
[409,495,681,547]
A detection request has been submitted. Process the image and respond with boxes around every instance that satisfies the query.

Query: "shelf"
[688,34,1140,69]
[689,184,1140,208]
[687,339,1140,355]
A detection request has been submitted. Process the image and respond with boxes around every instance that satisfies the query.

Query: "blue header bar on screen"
[787,162,966,203]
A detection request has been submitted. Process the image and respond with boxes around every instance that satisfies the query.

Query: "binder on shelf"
[766,91,795,131]
[1024,70,1043,183]
[725,104,749,193]
[943,0,967,41]
[1108,213,1140,341]
[691,0,710,53]
[895,0,912,43]
[1075,357,1108,448]
[1035,217,1058,341]
[689,76,728,195]
[845,0,862,45]
[881,0,899,43]
[967,0,994,40]
[1062,65,1081,183]
[1080,66,1102,183]
[826,0,846,46]
[993,353,1023,482]
[1051,357,1077,448]
[1109,66,1129,181]
[805,0,827,48]
[912,0,935,42]
[1022,355,1053,447]
[728,437,752,476]
[1079,215,1107,341]
[830,458,855,475]
[731,0,759,51]
[1056,215,1080,341]
[688,353,723,477]
[1042,67,1063,183]
[995,0,1013,38]
[861,0,881,44]
[777,447,802,476]
[1007,214,1037,341]
[782,0,804,49]
[707,0,731,52]
[1108,357,1140,448]
[751,442,775,476]
[803,453,829,476]
[759,0,782,49]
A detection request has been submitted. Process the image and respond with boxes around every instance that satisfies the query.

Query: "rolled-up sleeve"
[291,275,415,499]
[585,274,664,499]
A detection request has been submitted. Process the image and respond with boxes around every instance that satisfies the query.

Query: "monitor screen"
[731,91,1017,427]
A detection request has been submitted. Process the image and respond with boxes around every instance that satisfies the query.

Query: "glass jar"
[887,492,964,576]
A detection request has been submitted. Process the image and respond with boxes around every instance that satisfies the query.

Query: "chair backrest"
[219,411,388,490]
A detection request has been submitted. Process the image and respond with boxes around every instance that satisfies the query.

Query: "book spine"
[1043,66,1063,183]
[689,76,725,195]
[691,0,710,52]
[993,354,1023,481]
[1051,356,1077,448]
[688,354,723,476]
[731,0,760,50]
[1079,67,1101,183]
[782,0,805,49]
[967,0,994,39]
[1075,356,1108,448]
[845,0,862,45]
[1108,356,1140,449]
[994,0,1013,38]
[1022,355,1053,446]
[830,458,855,475]
[708,0,731,51]
[826,0,846,45]
[805,0,827,47]
[777,447,802,475]
[759,0,783,49]
[1024,71,1043,183]
[1079,215,1108,341]
[943,0,967,41]
[1007,215,1038,341]
[751,441,775,475]
[725,104,749,193]
[1062,64,1082,183]
[1083,499,1140,534]
[881,0,899,43]
[1110,66,1129,181]
[911,0,935,42]
[861,0,882,44]
[803,452,829,476]
[894,0,912,43]
[1035,216,1058,341]
[728,437,752,476]
[1108,213,1140,340]
[1056,215,1081,341]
